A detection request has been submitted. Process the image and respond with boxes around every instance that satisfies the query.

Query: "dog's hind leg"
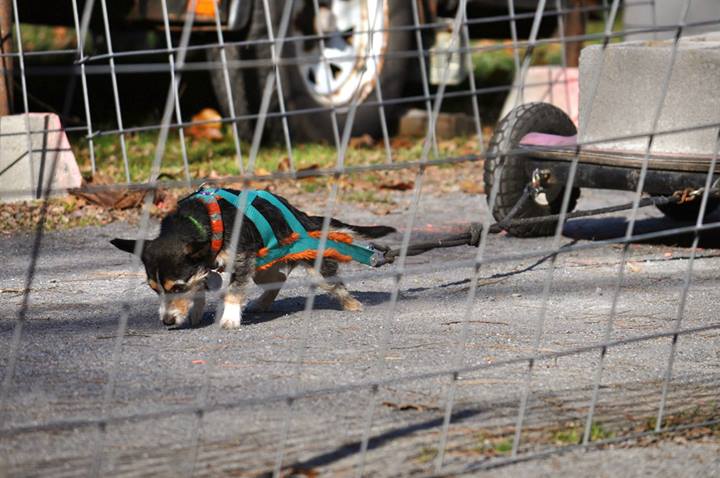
[304,260,363,312]
[218,253,254,329]
[248,263,288,312]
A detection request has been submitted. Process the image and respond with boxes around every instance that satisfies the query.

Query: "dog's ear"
[184,241,209,261]
[111,238,147,255]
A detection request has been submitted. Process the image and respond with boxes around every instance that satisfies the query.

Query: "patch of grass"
[415,446,438,464]
[71,129,439,184]
[20,24,77,52]
[473,433,514,456]
[470,17,622,84]
[645,416,658,431]
[552,423,614,445]
[343,190,394,204]
[492,438,513,454]
[585,15,625,45]
[472,42,517,84]
[471,40,564,83]
[553,427,581,445]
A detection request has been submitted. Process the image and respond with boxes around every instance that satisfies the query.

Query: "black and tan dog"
[111,187,394,329]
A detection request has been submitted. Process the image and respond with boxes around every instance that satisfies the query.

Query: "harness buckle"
[368,243,394,267]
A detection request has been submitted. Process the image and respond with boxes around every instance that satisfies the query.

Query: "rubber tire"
[484,102,580,237]
[656,199,720,222]
[211,0,413,143]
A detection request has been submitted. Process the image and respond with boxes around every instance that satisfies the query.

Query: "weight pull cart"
[371,102,720,266]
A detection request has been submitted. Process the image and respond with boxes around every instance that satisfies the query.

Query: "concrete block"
[500,66,579,125]
[578,34,720,156]
[0,113,81,202]
[398,108,476,139]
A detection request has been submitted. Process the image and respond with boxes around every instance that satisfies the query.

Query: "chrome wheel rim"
[297,0,389,106]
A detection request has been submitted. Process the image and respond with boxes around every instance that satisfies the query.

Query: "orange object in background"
[192,0,218,18]
[185,108,224,141]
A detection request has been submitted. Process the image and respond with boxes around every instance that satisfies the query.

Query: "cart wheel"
[484,102,580,237]
[656,200,720,222]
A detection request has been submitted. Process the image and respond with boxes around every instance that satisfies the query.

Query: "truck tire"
[210,0,413,143]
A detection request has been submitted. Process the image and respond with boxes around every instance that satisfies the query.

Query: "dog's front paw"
[342,297,363,312]
[219,302,242,329]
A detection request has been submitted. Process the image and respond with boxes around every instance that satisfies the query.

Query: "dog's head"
[111,237,210,328]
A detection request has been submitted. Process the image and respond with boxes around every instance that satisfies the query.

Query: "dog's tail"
[309,217,396,239]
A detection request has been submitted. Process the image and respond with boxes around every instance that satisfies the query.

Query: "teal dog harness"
[190,187,381,270]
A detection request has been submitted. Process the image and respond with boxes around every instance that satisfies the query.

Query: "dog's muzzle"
[160,291,205,328]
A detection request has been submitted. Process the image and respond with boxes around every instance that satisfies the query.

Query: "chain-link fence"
[1,0,719,476]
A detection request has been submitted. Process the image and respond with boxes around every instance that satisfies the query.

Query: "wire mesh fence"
[1,0,720,476]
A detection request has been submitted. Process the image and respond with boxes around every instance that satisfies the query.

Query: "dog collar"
[194,188,224,255]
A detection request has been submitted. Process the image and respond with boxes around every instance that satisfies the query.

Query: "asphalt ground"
[1,189,719,477]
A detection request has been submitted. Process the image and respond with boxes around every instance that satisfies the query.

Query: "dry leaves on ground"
[349,133,376,149]
[69,173,145,210]
[1,153,484,234]
[379,181,414,191]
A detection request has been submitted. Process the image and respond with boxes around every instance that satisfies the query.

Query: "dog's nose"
[162,316,176,326]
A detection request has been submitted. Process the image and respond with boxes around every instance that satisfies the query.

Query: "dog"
[111,187,395,329]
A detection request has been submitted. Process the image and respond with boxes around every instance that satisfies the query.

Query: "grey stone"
[578,34,720,156]
[398,108,476,139]
[0,113,82,203]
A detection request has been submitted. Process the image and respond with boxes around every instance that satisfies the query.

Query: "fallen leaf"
[390,137,413,149]
[459,179,483,194]
[379,181,414,191]
[370,206,393,215]
[627,261,642,273]
[298,163,320,172]
[185,108,224,141]
[296,164,321,180]
[154,190,178,212]
[282,467,318,478]
[70,173,148,210]
[277,157,291,172]
[349,133,375,149]
[439,139,458,152]
[382,401,439,412]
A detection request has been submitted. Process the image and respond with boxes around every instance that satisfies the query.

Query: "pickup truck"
[19,1,558,141]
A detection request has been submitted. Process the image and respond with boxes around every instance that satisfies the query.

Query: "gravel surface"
[1,189,719,477]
